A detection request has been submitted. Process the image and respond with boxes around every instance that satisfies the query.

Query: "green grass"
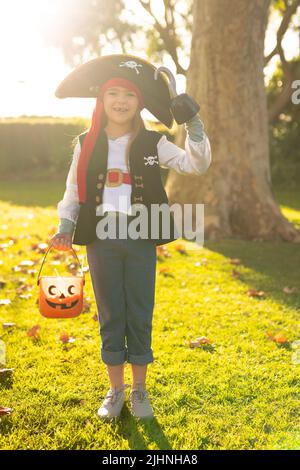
[0,184,299,450]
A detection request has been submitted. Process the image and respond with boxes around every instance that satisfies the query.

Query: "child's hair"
[123,111,145,172]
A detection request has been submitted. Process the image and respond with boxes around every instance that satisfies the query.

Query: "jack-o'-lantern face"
[38,276,84,318]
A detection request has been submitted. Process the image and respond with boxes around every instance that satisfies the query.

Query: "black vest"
[72,126,179,246]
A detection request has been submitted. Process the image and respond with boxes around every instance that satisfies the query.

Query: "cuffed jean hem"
[127,350,154,365]
[101,347,128,366]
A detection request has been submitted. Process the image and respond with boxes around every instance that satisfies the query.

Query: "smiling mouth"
[113,108,128,113]
[46,299,79,309]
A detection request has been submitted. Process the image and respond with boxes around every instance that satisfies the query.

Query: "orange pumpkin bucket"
[36,244,85,319]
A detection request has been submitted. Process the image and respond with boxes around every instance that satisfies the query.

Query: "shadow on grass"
[110,404,173,450]
[0,417,13,436]
[205,237,300,312]
[273,188,300,212]
[0,371,14,389]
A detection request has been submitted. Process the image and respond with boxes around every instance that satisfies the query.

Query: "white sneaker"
[129,382,154,419]
[97,384,130,420]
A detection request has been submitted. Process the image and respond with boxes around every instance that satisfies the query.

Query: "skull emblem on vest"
[144,155,159,166]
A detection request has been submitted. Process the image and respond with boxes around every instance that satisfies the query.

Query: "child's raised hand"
[50,233,73,251]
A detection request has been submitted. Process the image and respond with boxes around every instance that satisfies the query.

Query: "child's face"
[103,86,139,125]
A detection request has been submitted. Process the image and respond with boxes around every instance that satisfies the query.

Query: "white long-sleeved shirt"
[57,129,211,227]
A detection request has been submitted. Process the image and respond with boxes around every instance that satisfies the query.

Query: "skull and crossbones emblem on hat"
[119,60,143,74]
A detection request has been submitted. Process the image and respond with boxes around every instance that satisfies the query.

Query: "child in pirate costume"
[51,54,211,420]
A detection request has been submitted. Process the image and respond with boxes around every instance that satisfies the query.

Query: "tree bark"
[166,0,300,242]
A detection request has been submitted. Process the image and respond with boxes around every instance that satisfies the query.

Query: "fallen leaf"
[2,322,16,329]
[59,331,75,344]
[195,336,212,344]
[190,336,213,348]
[67,263,81,275]
[230,258,241,265]
[12,265,37,275]
[273,334,288,344]
[27,325,41,340]
[0,244,10,251]
[31,243,48,254]
[190,341,201,348]
[60,331,70,344]
[159,266,170,273]
[19,294,32,300]
[283,286,298,294]
[0,299,11,306]
[16,283,34,294]
[0,407,12,416]
[12,265,21,272]
[266,331,289,344]
[175,243,187,255]
[156,246,171,258]
[52,252,63,260]
[19,260,36,267]
[158,266,174,278]
[92,314,98,321]
[156,246,164,257]
[82,297,91,313]
[247,289,265,298]
[232,269,241,278]
[27,269,37,276]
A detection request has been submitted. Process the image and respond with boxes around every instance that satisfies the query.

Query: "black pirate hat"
[55,54,174,128]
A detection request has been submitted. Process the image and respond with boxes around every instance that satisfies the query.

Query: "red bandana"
[77,77,144,203]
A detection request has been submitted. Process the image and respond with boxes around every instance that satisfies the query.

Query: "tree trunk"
[166,0,300,242]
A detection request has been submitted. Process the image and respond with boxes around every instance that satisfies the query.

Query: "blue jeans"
[86,232,157,366]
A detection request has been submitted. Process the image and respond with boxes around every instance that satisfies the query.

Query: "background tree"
[167,0,300,242]
[266,0,300,123]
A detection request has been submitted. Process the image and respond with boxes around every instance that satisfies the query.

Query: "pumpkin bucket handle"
[36,243,85,286]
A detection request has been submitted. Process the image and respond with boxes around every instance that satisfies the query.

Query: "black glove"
[170,93,200,125]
